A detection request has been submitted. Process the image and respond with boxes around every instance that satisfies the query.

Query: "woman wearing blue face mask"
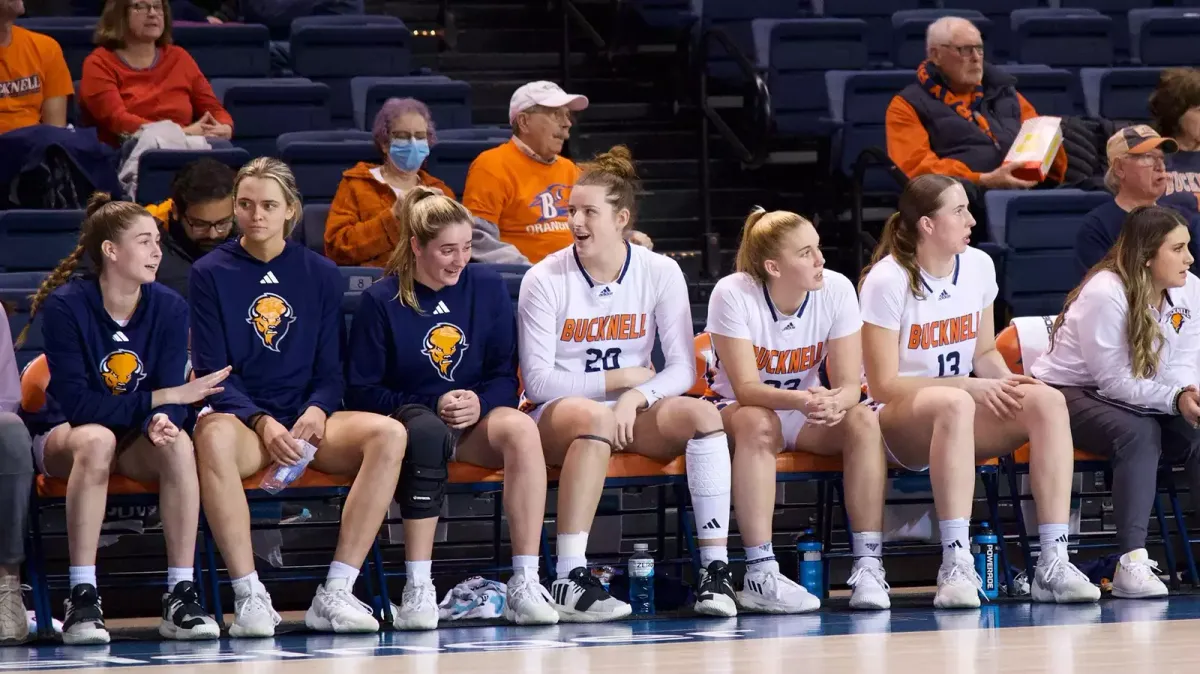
[325,97,456,267]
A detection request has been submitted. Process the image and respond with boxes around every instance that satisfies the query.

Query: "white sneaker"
[737,566,820,614]
[305,578,380,633]
[229,581,282,638]
[0,576,29,644]
[1031,554,1101,604]
[392,579,438,631]
[934,552,982,609]
[1112,549,1169,599]
[847,558,891,610]
[694,561,738,617]
[548,567,632,623]
[504,574,560,625]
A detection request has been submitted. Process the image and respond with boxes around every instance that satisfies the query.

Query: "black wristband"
[1173,389,1186,416]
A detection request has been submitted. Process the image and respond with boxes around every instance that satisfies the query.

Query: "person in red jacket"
[79,0,233,147]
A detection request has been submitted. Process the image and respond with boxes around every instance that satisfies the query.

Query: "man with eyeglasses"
[886,16,1067,193]
[1075,126,1200,277]
[145,158,236,298]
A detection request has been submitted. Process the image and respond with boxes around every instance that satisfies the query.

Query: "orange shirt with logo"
[0,26,74,135]
[462,138,580,264]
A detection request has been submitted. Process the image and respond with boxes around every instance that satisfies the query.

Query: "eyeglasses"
[526,106,573,124]
[939,43,985,58]
[181,213,234,234]
[129,2,164,14]
[1128,152,1167,168]
[389,130,429,141]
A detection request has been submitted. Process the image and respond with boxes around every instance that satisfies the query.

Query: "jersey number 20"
[937,351,961,377]
[585,348,623,372]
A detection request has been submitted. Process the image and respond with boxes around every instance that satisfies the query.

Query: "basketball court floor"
[4,596,1199,674]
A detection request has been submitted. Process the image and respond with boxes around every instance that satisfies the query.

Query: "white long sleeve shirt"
[516,242,696,407]
[1031,270,1200,413]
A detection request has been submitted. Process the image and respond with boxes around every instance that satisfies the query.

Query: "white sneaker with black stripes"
[549,567,632,623]
[738,566,820,614]
[160,581,220,640]
[694,560,737,617]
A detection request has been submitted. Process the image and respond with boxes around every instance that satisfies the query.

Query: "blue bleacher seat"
[136,148,252,205]
[277,129,374,149]
[890,9,991,71]
[0,269,47,367]
[15,20,94,80]
[750,18,868,137]
[173,24,271,78]
[986,190,1112,317]
[996,65,1081,118]
[1080,67,1162,122]
[0,210,83,273]
[210,78,332,157]
[1011,8,1115,69]
[438,128,511,141]
[821,0,922,64]
[1059,0,1153,62]
[350,77,472,133]
[289,16,413,125]
[701,0,809,80]
[1129,8,1200,67]
[280,139,378,204]
[939,0,1038,59]
[825,69,912,192]
[426,138,508,200]
[296,204,330,256]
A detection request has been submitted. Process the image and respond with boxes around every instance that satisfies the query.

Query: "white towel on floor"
[437,576,506,620]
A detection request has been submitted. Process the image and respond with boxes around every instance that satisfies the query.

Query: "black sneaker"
[548,567,632,623]
[63,584,110,645]
[159,581,220,640]
[694,560,738,617]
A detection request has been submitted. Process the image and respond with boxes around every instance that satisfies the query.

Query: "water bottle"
[796,530,824,599]
[627,543,655,615]
[259,439,318,495]
[972,521,999,600]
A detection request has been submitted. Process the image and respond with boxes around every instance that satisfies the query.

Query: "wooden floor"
[5,598,1198,673]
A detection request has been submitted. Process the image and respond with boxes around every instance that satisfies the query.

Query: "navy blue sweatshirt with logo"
[345,265,518,417]
[25,277,190,438]
[189,239,344,428]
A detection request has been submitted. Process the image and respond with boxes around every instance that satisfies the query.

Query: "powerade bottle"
[628,543,655,615]
[972,522,999,600]
[796,530,824,599]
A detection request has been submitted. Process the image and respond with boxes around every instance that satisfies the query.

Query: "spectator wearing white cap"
[463,81,652,264]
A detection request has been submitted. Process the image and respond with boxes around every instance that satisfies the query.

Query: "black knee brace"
[393,404,454,520]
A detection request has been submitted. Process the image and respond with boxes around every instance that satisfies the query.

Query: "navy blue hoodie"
[345,265,518,417]
[26,277,190,437]
[189,239,344,428]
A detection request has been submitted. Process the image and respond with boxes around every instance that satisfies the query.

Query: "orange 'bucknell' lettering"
[753,342,824,375]
[560,313,649,342]
[906,312,980,350]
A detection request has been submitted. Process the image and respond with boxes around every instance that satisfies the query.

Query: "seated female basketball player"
[858,173,1099,608]
[190,158,408,637]
[1034,205,1200,600]
[517,145,735,622]
[706,208,888,613]
[17,194,229,644]
[345,187,559,630]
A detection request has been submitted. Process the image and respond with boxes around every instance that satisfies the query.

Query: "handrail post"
[699,64,719,279]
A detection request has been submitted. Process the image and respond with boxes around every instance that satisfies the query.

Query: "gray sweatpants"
[1060,386,1200,553]
[0,413,33,566]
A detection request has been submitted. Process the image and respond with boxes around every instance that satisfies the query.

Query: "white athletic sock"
[166,566,193,590]
[326,560,359,587]
[686,433,732,543]
[1038,523,1070,563]
[69,566,97,591]
[405,560,432,583]
[745,542,779,574]
[231,571,260,599]
[556,532,589,579]
[699,545,728,568]
[512,555,539,580]
[939,518,971,564]
[852,531,884,558]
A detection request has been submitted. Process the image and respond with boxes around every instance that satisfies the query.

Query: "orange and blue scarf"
[916,60,995,143]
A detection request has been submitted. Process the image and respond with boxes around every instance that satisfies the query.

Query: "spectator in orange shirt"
[324,98,455,267]
[0,0,73,135]
[885,17,1066,191]
[79,0,233,147]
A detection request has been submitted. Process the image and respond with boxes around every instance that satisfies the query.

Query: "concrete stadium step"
[637,187,765,221]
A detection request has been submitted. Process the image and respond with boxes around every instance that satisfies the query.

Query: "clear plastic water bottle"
[972,521,999,600]
[627,543,655,615]
[796,529,824,599]
[259,439,318,495]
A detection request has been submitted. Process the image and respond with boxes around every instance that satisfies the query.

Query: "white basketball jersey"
[705,271,862,399]
[517,242,695,404]
[859,246,998,379]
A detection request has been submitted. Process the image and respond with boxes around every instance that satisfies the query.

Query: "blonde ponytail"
[384,187,474,311]
[858,174,959,298]
[734,207,812,285]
